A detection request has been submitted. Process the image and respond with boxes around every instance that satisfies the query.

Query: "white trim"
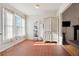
[0,39,25,52]
[57,3,72,45]
[58,3,72,14]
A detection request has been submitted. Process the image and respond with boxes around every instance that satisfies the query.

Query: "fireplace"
[77,30,79,40]
[73,25,79,40]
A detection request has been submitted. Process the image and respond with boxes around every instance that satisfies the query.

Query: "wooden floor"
[63,44,78,56]
[0,40,70,56]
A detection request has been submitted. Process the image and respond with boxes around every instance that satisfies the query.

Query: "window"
[3,9,14,42]
[2,8,26,43]
[15,15,22,37]
[15,15,25,37]
[21,18,25,36]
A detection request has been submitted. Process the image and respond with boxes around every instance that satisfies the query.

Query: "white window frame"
[2,8,14,43]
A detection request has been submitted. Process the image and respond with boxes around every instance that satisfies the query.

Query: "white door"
[43,18,51,41]
[51,17,58,42]
[43,17,58,42]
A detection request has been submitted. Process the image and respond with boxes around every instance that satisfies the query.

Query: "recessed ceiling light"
[34,4,39,9]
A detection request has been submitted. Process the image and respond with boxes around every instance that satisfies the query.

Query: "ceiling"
[9,3,63,16]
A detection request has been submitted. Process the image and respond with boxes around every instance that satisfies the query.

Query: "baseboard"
[0,39,26,52]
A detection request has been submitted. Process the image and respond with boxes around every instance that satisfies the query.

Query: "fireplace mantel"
[73,25,79,40]
[73,25,79,28]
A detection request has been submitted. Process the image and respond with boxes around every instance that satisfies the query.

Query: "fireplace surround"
[73,25,79,40]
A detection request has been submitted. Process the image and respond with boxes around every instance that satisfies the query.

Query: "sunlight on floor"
[33,42,56,45]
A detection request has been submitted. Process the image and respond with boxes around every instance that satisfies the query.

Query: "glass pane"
[22,27,25,36]
[16,27,22,36]
[22,18,25,35]
[15,15,21,27]
[15,15,22,37]
[6,27,12,39]
[6,11,13,26]
[22,18,25,27]
[5,10,13,40]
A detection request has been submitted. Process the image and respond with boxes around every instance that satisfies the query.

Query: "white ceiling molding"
[8,3,63,16]
[58,3,72,14]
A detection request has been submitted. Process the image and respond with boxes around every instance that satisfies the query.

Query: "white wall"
[26,15,40,39]
[62,4,79,40]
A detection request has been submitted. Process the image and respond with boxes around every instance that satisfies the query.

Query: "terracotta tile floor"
[0,40,70,56]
